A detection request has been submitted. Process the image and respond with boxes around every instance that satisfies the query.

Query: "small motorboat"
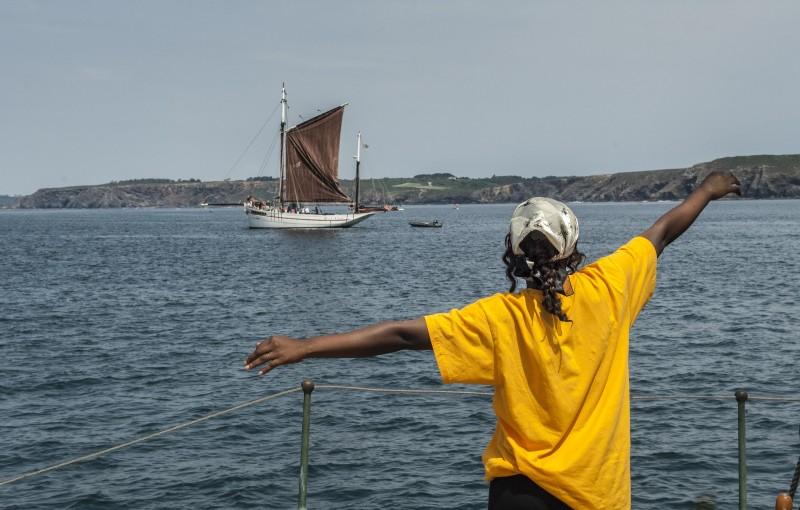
[409,219,442,228]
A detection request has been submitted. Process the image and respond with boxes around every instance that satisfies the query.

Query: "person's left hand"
[699,171,742,200]
[244,335,307,375]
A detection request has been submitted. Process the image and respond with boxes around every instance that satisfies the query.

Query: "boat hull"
[246,206,375,229]
[409,221,442,228]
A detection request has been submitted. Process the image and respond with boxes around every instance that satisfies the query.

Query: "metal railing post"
[297,379,314,510]
[736,389,748,510]
[298,379,315,510]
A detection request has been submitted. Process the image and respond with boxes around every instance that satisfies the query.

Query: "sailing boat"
[244,84,376,228]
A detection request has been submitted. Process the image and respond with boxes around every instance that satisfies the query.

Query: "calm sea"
[1,201,799,509]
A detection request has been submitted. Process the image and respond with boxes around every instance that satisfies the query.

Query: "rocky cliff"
[16,180,276,209]
[13,154,800,208]
[467,155,800,203]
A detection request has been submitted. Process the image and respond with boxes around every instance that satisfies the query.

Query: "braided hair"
[502,231,585,322]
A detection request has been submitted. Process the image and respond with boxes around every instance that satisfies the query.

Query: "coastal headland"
[7,154,800,209]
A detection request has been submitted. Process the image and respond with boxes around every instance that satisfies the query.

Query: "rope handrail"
[316,384,800,402]
[747,396,800,402]
[3,382,800,487]
[316,384,493,397]
[632,395,800,402]
[0,386,301,487]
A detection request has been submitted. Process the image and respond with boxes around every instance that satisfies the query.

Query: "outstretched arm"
[244,318,431,375]
[641,171,741,256]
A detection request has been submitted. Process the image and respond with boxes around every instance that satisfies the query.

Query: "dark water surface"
[1,201,799,509]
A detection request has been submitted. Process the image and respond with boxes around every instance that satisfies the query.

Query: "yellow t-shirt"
[424,236,657,510]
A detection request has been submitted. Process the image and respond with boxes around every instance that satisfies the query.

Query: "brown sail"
[284,105,351,203]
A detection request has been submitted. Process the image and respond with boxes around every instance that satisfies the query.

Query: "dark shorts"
[488,475,571,510]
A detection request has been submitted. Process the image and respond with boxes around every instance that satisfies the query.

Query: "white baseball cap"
[509,197,579,261]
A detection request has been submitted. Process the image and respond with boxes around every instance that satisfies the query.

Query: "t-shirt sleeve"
[424,297,496,385]
[598,236,658,323]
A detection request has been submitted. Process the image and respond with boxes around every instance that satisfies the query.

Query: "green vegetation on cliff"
[109,178,202,185]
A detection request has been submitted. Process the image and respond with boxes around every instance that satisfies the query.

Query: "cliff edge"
[12,154,800,208]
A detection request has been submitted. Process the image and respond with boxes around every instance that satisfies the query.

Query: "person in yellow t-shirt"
[245,171,741,509]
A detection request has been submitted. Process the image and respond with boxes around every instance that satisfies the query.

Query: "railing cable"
[316,385,800,402]
[316,384,493,397]
[0,386,300,487]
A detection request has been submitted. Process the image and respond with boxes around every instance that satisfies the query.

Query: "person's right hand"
[699,171,742,200]
[244,335,308,375]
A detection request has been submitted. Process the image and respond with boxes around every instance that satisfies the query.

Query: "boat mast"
[354,132,361,213]
[277,83,287,209]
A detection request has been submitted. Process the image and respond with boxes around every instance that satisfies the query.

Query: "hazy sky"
[2,1,799,195]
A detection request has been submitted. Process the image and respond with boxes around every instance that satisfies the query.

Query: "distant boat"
[244,84,376,229]
[409,219,442,228]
